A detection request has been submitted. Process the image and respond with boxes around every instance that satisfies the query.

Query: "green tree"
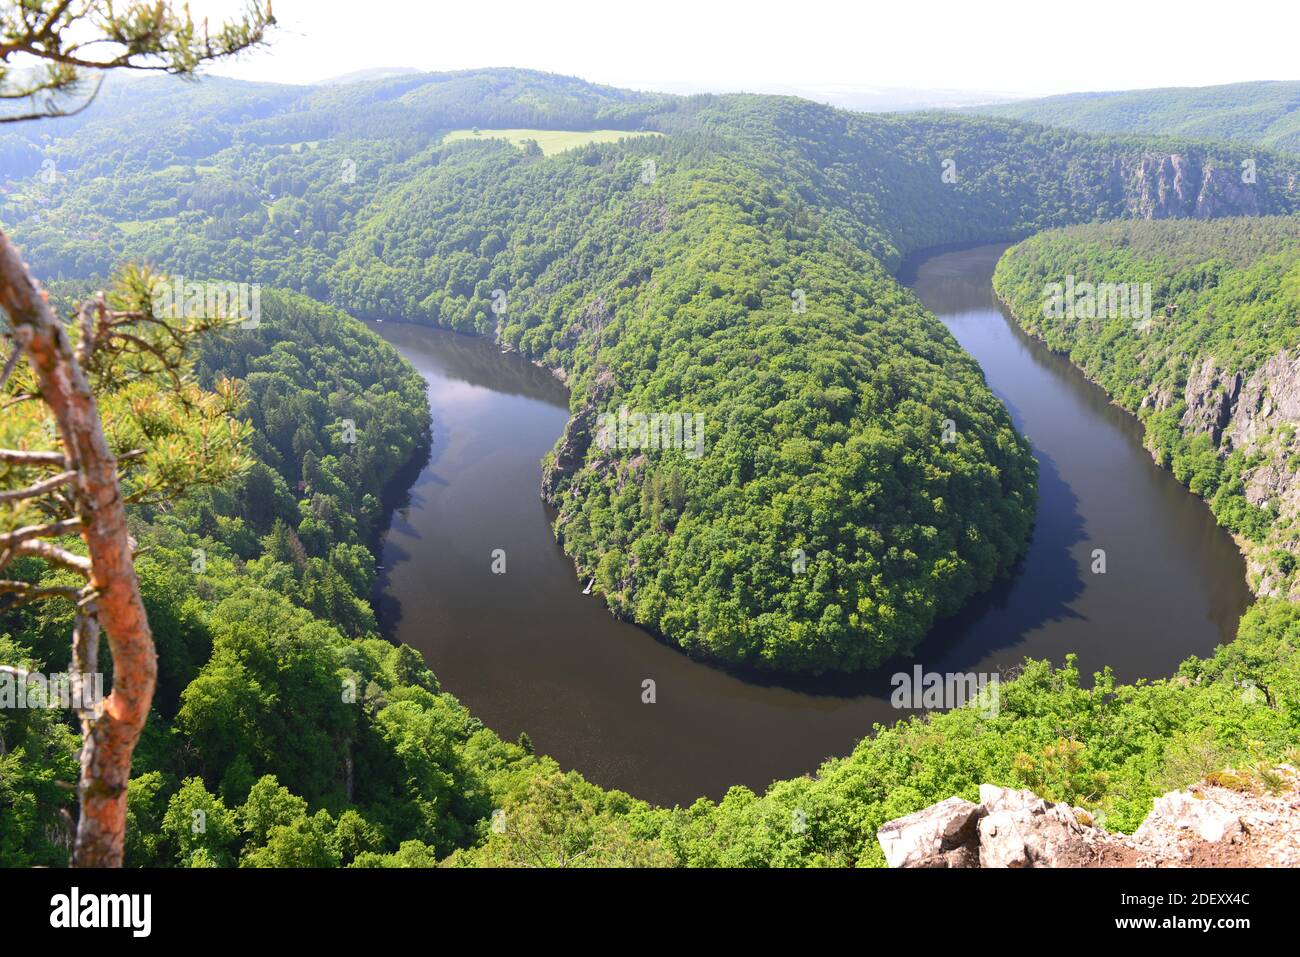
[0,0,272,867]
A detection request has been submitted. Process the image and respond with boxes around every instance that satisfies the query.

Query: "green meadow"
[443,127,660,155]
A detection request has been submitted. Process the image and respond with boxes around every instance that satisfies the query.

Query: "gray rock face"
[540,403,597,505]
[559,295,611,351]
[1180,356,1242,444]
[540,369,614,507]
[1176,349,1300,597]
[1227,351,1300,451]
[1125,154,1261,220]
[1139,384,1174,413]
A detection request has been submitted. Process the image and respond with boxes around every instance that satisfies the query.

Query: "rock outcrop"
[1174,349,1300,598]
[1227,351,1300,451]
[1179,356,1242,444]
[1124,154,1260,220]
[540,368,615,507]
[878,765,1300,867]
[877,796,981,868]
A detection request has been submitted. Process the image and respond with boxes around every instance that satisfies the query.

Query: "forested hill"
[5,68,1300,673]
[0,67,665,177]
[993,216,1300,600]
[970,81,1300,154]
[7,72,1300,286]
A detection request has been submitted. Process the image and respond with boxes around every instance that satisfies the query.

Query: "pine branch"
[11,539,92,575]
[0,515,81,546]
[0,449,66,467]
[0,578,89,608]
[0,469,78,504]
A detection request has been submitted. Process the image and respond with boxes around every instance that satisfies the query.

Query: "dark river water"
[371,243,1253,807]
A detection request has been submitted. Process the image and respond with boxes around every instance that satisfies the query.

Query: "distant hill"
[970,81,1300,153]
[640,80,1028,112]
[314,66,421,85]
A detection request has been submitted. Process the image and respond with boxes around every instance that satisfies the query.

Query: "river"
[371,243,1253,807]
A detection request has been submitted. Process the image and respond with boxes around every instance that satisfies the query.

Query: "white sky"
[196,0,1300,97]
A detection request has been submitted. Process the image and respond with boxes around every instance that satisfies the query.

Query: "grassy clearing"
[443,128,660,156]
[117,215,176,235]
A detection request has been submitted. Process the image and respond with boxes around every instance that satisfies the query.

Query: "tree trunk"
[0,227,155,867]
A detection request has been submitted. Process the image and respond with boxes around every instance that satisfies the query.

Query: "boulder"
[976,785,1103,868]
[875,796,981,868]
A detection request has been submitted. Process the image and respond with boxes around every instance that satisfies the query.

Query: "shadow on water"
[367,244,1254,806]
[368,437,429,635]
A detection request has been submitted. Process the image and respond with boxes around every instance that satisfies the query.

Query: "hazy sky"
[198,0,1299,97]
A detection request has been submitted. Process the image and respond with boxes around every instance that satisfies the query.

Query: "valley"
[2,7,1300,880]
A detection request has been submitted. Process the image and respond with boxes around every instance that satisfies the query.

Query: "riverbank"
[992,218,1300,605]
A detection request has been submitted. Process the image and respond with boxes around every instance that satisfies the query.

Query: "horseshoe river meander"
[369,243,1254,807]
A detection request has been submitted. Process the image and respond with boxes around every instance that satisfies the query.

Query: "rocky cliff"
[877,765,1300,867]
[1173,350,1300,598]
[1122,153,1263,220]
